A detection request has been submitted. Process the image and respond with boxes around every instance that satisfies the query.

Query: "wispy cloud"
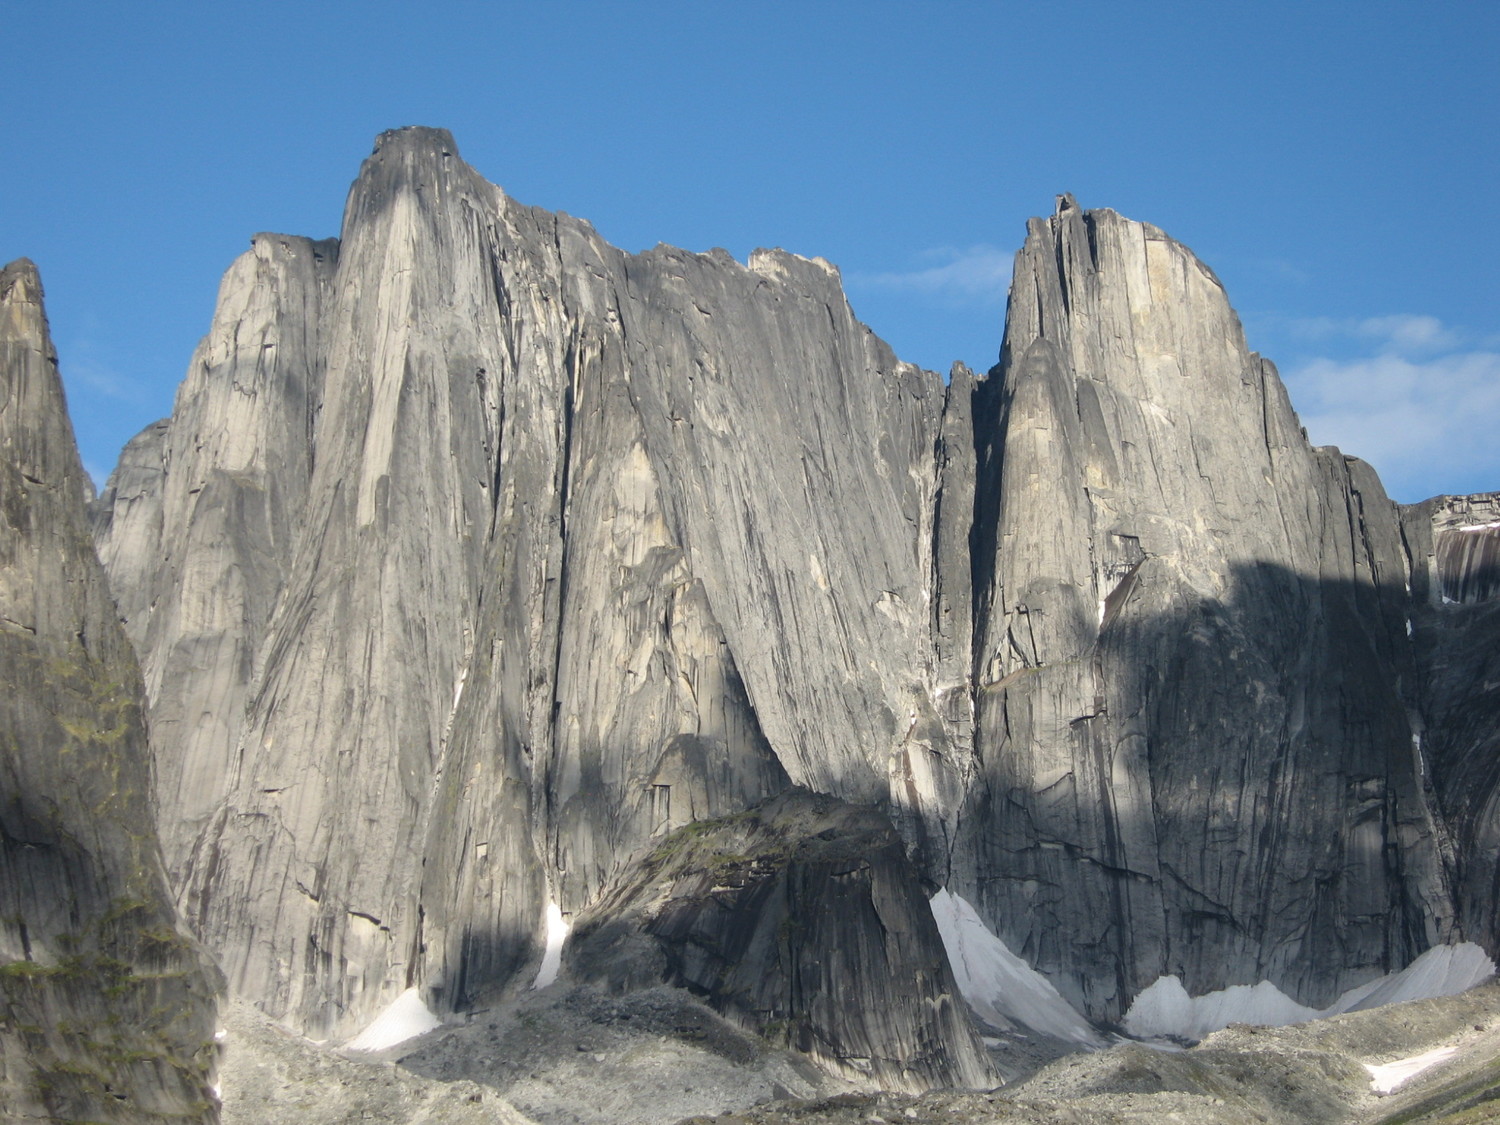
[58,330,151,410]
[65,354,140,401]
[1283,335,1500,500]
[1285,313,1463,355]
[850,245,1013,303]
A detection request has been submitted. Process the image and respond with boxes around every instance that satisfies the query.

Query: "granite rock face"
[569,789,994,1092]
[961,196,1454,1022]
[83,131,1499,1084]
[95,129,970,1073]
[92,233,337,888]
[1403,495,1500,960]
[0,259,220,1122]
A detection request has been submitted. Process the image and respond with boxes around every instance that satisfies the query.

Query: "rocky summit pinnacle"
[963,200,1452,1022]
[2,125,1485,1102]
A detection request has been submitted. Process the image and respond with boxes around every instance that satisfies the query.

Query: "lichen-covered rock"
[569,790,995,1092]
[0,258,220,1122]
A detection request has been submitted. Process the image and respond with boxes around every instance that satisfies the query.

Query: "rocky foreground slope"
[6,122,1492,1100]
[210,978,1500,1125]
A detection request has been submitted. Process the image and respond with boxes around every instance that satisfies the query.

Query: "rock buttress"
[960,197,1454,1023]
[1,258,221,1123]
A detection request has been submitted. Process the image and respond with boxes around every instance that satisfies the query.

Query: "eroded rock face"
[95,128,969,1040]
[960,196,1453,1022]
[1403,495,1500,960]
[569,790,995,1092]
[0,259,220,1123]
[92,233,337,887]
[84,132,1497,1082]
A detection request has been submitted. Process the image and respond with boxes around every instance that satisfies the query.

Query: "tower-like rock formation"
[84,132,1496,1081]
[961,196,1454,1022]
[95,130,977,1083]
[0,259,220,1123]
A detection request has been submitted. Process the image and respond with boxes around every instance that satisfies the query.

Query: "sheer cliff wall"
[88,132,1496,1064]
[961,196,1454,1021]
[95,130,976,1067]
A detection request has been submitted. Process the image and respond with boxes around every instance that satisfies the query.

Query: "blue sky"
[3,1,1496,502]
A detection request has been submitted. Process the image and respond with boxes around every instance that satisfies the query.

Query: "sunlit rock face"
[95,128,972,1042]
[93,232,338,891]
[0,259,220,1123]
[959,195,1454,1023]
[87,130,1496,1077]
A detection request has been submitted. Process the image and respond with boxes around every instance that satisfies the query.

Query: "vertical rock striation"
[95,129,971,1063]
[1404,495,1500,959]
[961,196,1453,1023]
[94,233,337,886]
[83,133,1496,1080]
[0,259,220,1122]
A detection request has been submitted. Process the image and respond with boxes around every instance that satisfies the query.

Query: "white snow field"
[1365,1044,1461,1093]
[1123,942,1496,1041]
[931,888,1495,1047]
[930,889,1105,1046]
[531,899,570,990]
[343,987,443,1052]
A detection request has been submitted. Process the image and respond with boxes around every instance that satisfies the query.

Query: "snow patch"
[1458,521,1500,532]
[1123,943,1495,1042]
[1124,977,1320,1041]
[1365,1045,1460,1093]
[1335,942,1495,1013]
[343,987,441,1052]
[530,899,569,990]
[930,889,1104,1046]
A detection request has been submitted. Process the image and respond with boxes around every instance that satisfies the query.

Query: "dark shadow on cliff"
[399,789,996,1096]
[395,550,1500,1072]
[957,553,1497,1027]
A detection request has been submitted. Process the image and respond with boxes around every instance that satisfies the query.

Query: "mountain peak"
[371,124,459,158]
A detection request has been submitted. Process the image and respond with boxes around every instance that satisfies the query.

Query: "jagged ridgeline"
[1,261,220,1123]
[75,126,1500,1084]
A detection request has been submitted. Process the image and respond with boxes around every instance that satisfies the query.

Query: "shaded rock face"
[0,259,220,1122]
[569,790,995,1092]
[1403,495,1500,961]
[84,130,1498,1081]
[961,196,1453,1022]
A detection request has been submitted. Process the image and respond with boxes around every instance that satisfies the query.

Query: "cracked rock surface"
[82,129,1500,1092]
[1,259,220,1122]
[962,195,1454,1023]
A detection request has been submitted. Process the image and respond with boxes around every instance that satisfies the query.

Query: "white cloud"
[1284,348,1500,500]
[851,245,1013,302]
[64,353,139,401]
[1287,313,1461,355]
